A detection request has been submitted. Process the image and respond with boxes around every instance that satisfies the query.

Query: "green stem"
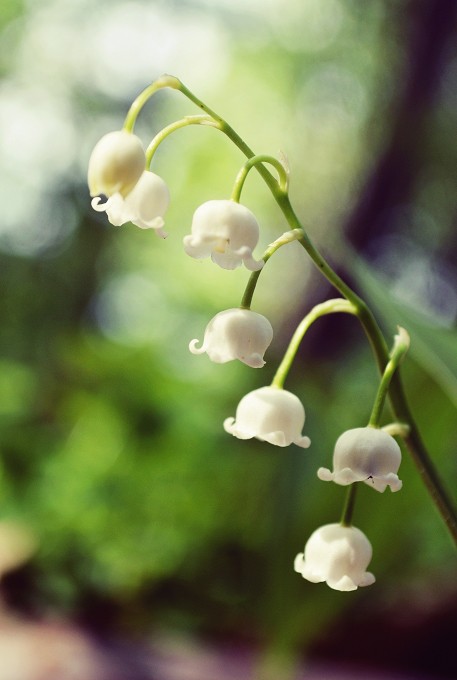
[145,115,219,167]
[271,299,357,388]
[369,329,410,427]
[369,364,397,428]
[128,76,457,546]
[275,200,457,544]
[231,155,289,202]
[240,230,302,309]
[341,485,358,527]
[170,77,281,196]
[123,74,179,132]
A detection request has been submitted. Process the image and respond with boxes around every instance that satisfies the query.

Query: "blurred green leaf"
[0,360,36,418]
[0,0,23,30]
[349,252,457,409]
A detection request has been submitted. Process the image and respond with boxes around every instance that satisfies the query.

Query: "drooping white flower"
[91,171,170,237]
[88,130,145,198]
[224,386,310,448]
[189,308,273,368]
[294,523,375,591]
[317,426,402,492]
[183,200,264,271]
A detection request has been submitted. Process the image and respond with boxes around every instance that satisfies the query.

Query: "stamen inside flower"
[214,239,229,253]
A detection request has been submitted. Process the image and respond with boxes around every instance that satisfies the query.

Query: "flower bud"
[294,523,375,591]
[317,426,402,492]
[88,130,145,198]
[224,386,310,448]
[183,200,264,271]
[189,308,273,368]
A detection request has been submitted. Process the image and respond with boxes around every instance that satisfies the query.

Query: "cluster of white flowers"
[88,131,265,269]
[88,124,405,594]
[293,426,404,591]
[88,131,170,237]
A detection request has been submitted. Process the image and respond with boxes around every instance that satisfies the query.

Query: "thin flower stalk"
[271,299,357,389]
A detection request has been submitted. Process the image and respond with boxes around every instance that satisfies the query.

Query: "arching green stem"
[231,155,289,202]
[123,74,179,132]
[271,299,357,389]
[369,327,410,427]
[167,77,282,195]
[145,115,219,167]
[240,230,302,309]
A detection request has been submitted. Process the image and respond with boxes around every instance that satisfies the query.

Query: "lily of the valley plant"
[88,75,457,592]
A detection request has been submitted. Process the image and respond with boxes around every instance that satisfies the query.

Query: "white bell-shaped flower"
[189,308,273,368]
[183,199,264,271]
[294,523,375,591]
[91,171,170,237]
[317,426,402,492]
[88,130,145,198]
[224,386,310,448]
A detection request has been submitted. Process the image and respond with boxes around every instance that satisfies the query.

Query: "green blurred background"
[0,0,457,678]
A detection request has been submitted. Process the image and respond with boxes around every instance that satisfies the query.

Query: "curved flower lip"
[183,199,264,271]
[189,308,273,368]
[223,386,311,448]
[294,523,376,592]
[294,553,375,590]
[317,426,403,493]
[91,171,170,238]
[190,338,265,367]
[212,244,264,271]
[317,466,403,492]
[183,234,264,271]
[224,417,311,448]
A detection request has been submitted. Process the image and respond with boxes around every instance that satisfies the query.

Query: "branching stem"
[126,75,457,546]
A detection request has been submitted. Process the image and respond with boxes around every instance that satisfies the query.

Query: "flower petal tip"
[244,256,264,272]
[317,467,333,481]
[189,339,205,355]
[293,553,305,573]
[245,354,265,368]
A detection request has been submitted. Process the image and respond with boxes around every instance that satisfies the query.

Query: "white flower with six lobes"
[294,523,376,591]
[317,426,402,492]
[224,386,311,448]
[88,130,145,198]
[183,200,264,271]
[189,308,273,368]
[91,171,170,237]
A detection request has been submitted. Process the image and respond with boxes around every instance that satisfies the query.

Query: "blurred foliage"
[0,0,457,676]
[0,0,23,33]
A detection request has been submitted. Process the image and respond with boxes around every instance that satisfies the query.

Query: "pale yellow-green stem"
[145,115,219,167]
[231,154,289,202]
[271,299,357,389]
